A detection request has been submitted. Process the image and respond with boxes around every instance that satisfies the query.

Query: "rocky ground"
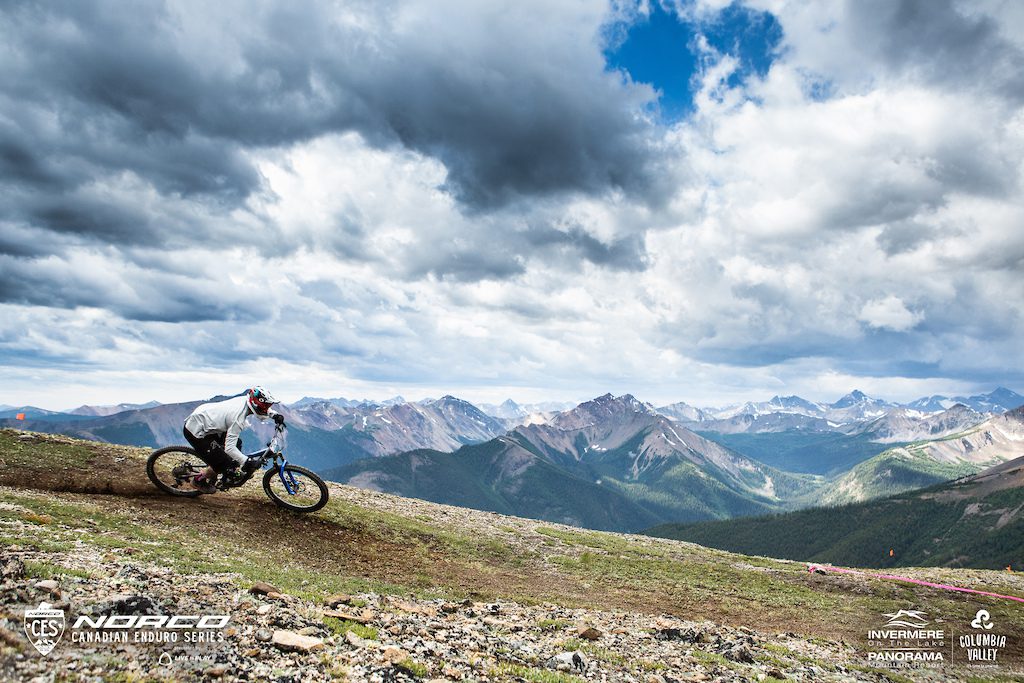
[2,549,905,683]
[1,430,1022,682]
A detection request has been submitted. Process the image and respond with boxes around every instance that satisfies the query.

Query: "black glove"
[273,413,285,426]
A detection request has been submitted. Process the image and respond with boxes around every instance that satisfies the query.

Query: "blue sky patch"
[604,1,783,121]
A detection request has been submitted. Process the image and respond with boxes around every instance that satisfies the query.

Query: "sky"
[2,0,1024,411]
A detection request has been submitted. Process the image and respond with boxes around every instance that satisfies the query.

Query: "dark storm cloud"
[684,332,848,368]
[1,0,663,222]
[846,0,1024,100]
[392,217,648,282]
[0,224,62,258]
[875,220,938,255]
[368,68,662,209]
[28,198,156,245]
[405,246,528,283]
[523,224,648,271]
[0,140,63,189]
[0,254,272,323]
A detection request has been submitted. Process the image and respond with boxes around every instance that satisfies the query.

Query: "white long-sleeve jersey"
[184,395,278,467]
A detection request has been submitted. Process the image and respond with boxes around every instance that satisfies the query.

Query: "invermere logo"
[866,609,945,669]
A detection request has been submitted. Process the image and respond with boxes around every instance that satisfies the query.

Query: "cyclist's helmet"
[247,386,278,416]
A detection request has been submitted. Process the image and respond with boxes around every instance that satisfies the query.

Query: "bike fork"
[277,462,297,495]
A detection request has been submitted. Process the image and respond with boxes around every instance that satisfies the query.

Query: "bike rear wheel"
[147,446,206,498]
[263,465,329,513]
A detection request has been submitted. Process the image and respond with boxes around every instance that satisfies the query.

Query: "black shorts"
[182,426,242,474]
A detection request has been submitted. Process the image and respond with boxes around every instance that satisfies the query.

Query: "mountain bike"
[146,425,329,513]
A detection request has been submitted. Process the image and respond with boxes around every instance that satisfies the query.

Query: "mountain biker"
[182,387,286,494]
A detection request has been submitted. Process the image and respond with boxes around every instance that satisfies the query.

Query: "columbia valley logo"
[955,609,1010,665]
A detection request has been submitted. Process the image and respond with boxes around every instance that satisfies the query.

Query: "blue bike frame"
[277,459,298,495]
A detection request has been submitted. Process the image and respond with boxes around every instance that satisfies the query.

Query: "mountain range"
[646,414,1024,569]
[660,388,1023,434]
[820,406,1024,505]
[69,400,162,417]
[2,386,1022,534]
[0,396,506,474]
[286,395,507,456]
[325,394,819,531]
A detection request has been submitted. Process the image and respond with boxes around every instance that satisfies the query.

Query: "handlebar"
[267,423,287,455]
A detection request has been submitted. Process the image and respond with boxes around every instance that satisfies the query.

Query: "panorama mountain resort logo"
[866,608,945,669]
[882,610,930,629]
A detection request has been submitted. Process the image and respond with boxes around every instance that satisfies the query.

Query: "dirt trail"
[0,439,625,614]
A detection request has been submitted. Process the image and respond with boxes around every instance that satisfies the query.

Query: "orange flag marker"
[15,413,25,420]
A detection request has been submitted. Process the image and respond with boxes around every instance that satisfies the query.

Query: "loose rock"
[271,629,324,653]
[546,651,588,673]
[249,581,281,596]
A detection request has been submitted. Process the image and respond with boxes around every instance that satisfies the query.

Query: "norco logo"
[24,602,231,655]
[72,615,229,629]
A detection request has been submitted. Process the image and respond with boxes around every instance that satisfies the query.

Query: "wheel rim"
[152,450,208,493]
[266,468,324,509]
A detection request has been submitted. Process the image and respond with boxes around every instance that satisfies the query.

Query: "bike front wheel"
[147,446,205,498]
[262,465,329,513]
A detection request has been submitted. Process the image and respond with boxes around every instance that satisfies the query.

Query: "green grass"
[576,644,629,666]
[318,496,528,568]
[0,428,101,468]
[394,659,429,677]
[691,649,734,669]
[24,559,93,580]
[536,526,641,554]
[0,488,418,602]
[536,618,571,632]
[547,546,834,613]
[489,662,584,683]
[322,616,379,641]
[558,638,584,651]
[755,653,789,669]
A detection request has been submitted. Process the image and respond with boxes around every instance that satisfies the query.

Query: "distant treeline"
[644,486,1024,570]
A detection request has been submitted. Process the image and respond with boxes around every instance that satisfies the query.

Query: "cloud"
[2,0,1024,409]
[843,0,1024,100]
[858,296,923,332]
[252,132,656,281]
[0,247,275,323]
[631,0,1024,384]
[1,0,666,213]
